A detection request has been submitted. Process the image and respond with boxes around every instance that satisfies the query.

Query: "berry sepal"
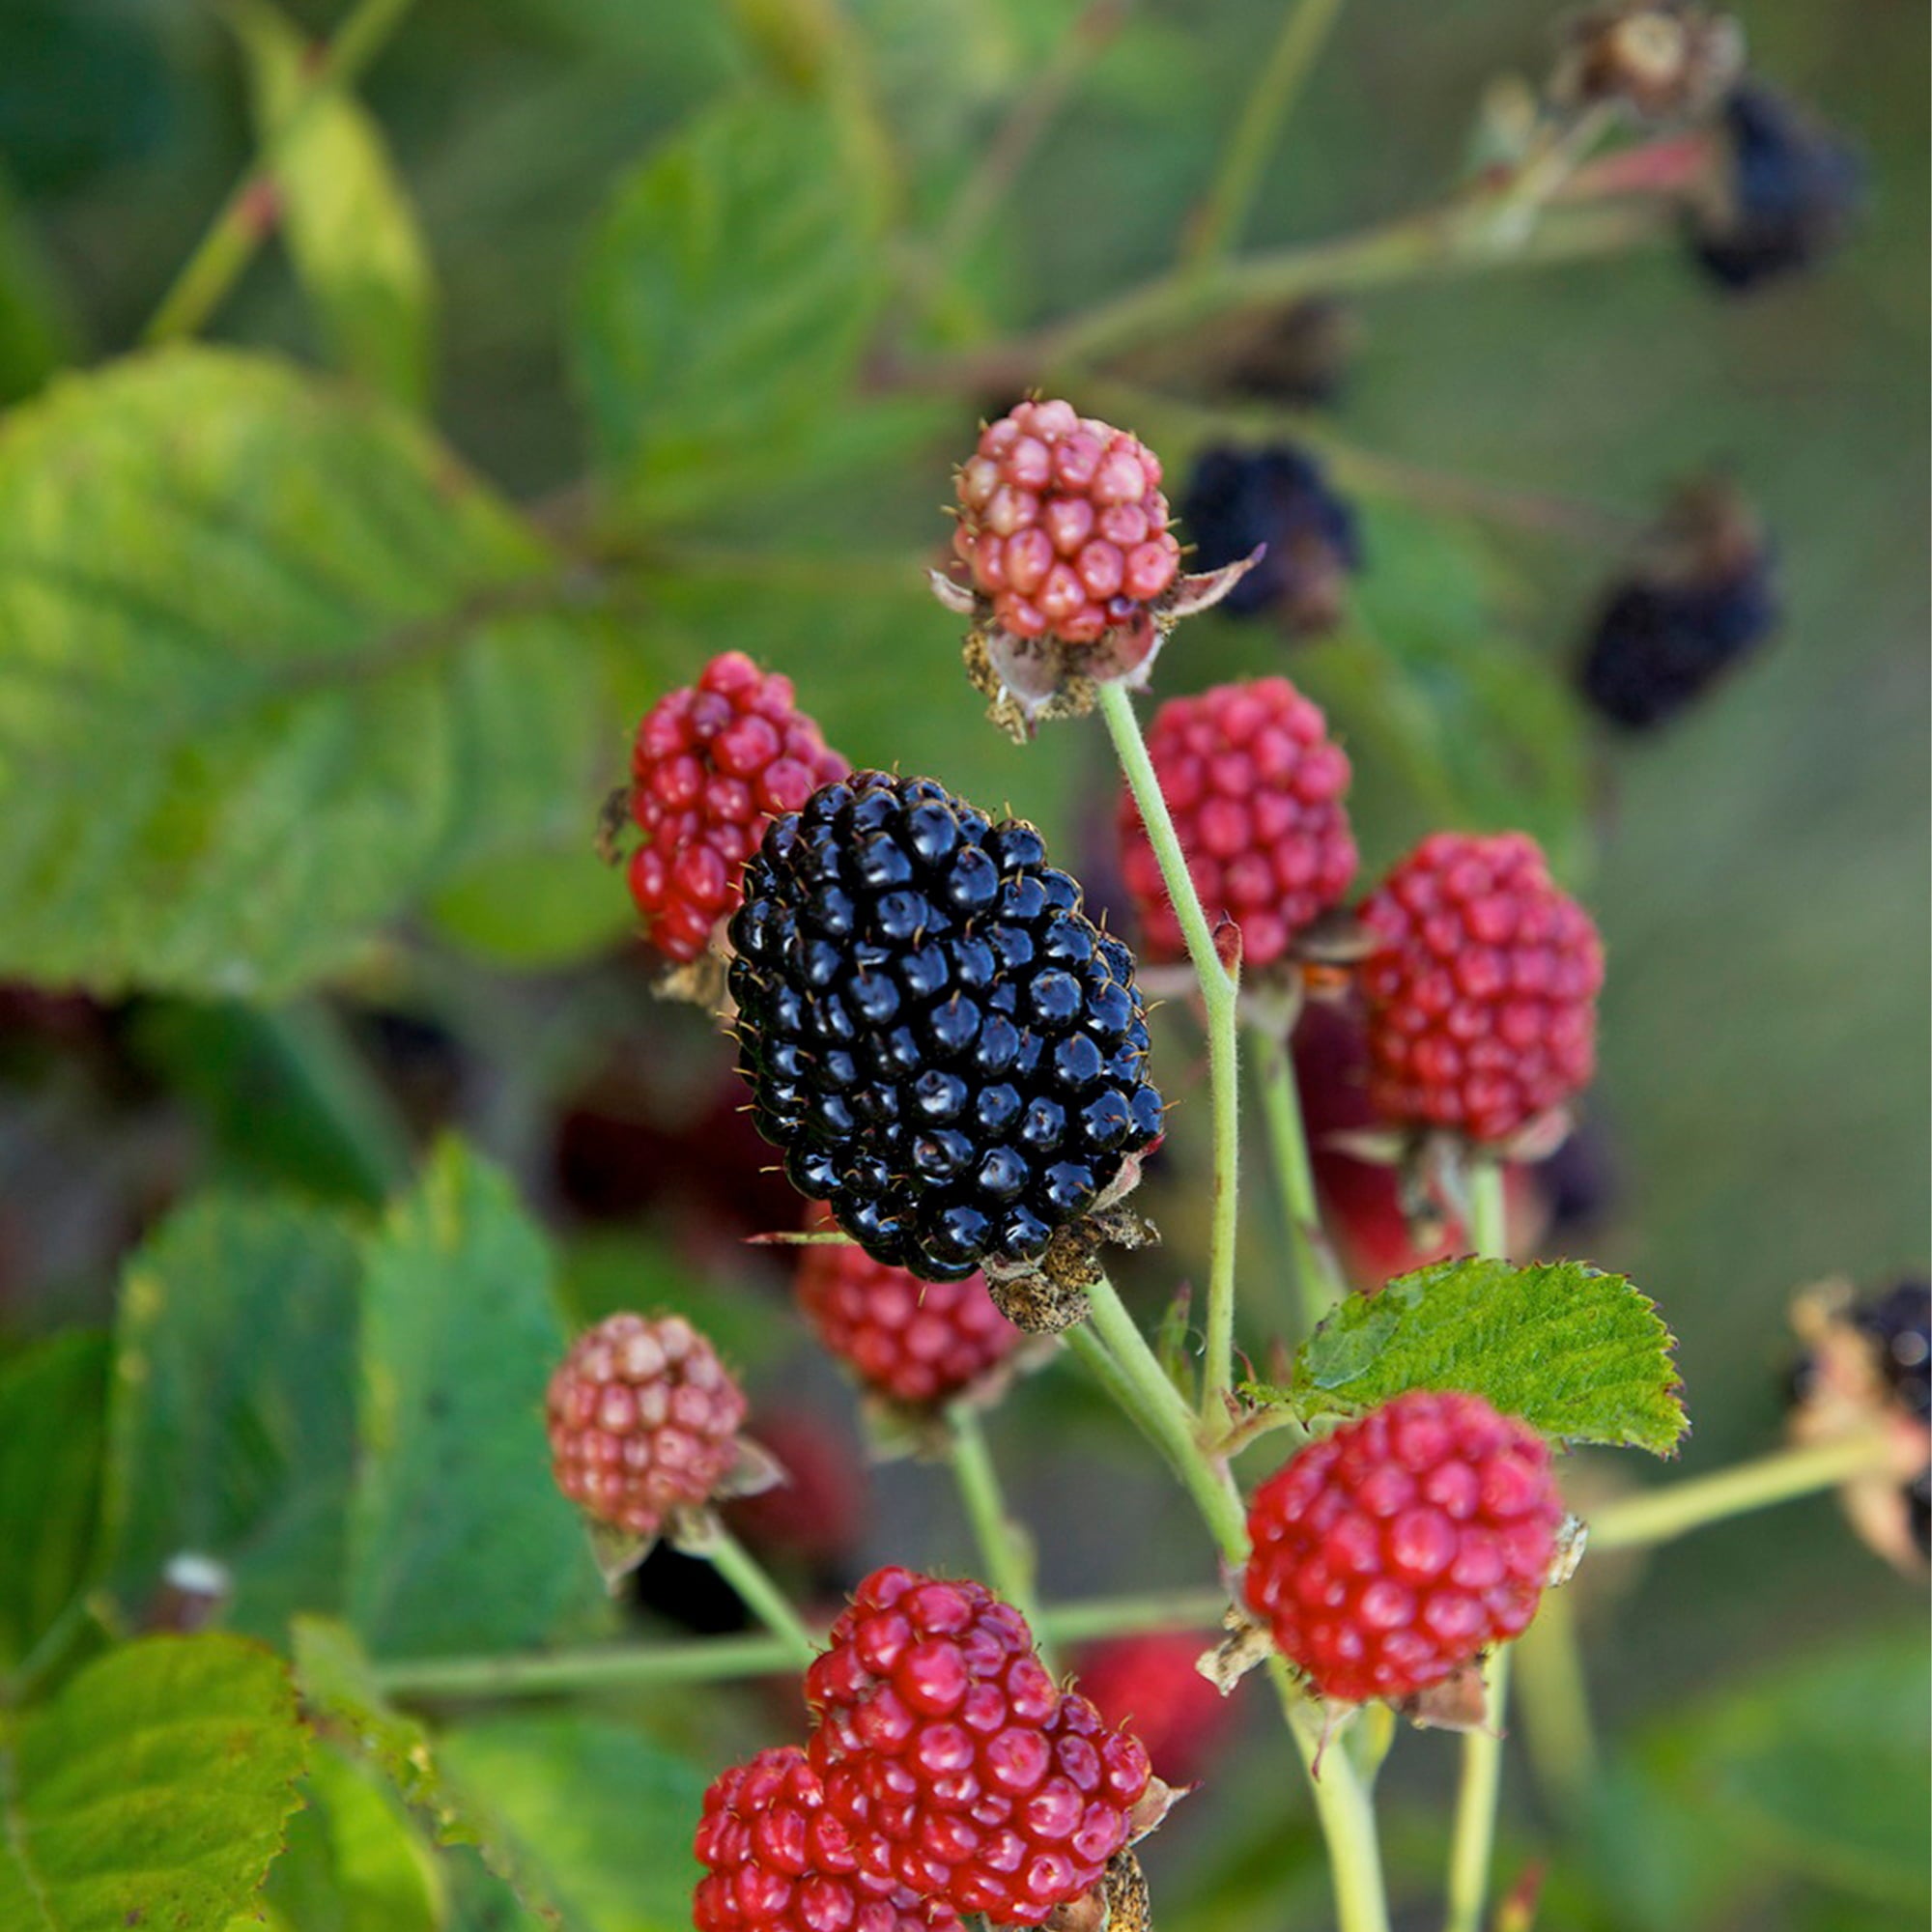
[584,1434,790,1589]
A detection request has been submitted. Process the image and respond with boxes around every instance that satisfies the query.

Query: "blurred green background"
[0,1,1924,1928]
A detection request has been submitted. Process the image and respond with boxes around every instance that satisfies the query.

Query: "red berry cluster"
[796,1208,1020,1411]
[694,1745,961,1932]
[1118,676,1357,971]
[952,399,1181,646]
[1244,1390,1562,1706]
[1358,832,1604,1145]
[626,651,849,962]
[803,1567,1152,1926]
[546,1313,748,1541]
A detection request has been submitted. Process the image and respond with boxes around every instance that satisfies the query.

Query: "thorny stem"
[945,1400,1054,1662]
[702,1525,820,1670]
[144,0,419,344]
[1096,682,1242,1422]
[1252,1020,1349,1333]
[370,1585,1233,1700]
[1585,1429,1900,1552]
[1442,1157,1513,1932]
[1184,0,1350,265]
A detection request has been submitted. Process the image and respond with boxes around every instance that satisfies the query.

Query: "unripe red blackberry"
[546,1313,748,1540]
[952,399,1180,650]
[1358,832,1604,1147]
[1244,1390,1564,1706]
[1117,676,1357,973]
[694,1745,962,1932]
[807,1567,1152,1925]
[729,773,1165,1283]
[796,1207,1020,1410]
[624,652,848,964]
[1073,1632,1233,1788]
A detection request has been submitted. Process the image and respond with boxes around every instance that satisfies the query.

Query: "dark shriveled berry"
[729,773,1164,1283]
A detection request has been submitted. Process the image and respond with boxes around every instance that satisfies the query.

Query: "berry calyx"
[1179,445,1360,636]
[728,772,1165,1283]
[806,1567,1153,1925]
[694,1745,963,1932]
[1244,1390,1564,1706]
[796,1206,1021,1411]
[1357,832,1604,1147]
[546,1313,749,1541]
[623,652,849,964]
[1117,676,1357,973]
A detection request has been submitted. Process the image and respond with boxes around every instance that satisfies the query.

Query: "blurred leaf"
[348,1141,606,1656]
[131,997,414,1204]
[438,1718,711,1932]
[572,88,890,519]
[267,1741,446,1932]
[102,1194,361,1636]
[1278,1257,1686,1454]
[1642,1631,1930,1907]
[293,1616,563,1925]
[0,167,77,404]
[0,347,603,999]
[0,1634,307,1930]
[232,0,438,408]
[0,1330,107,1678]
[429,839,636,970]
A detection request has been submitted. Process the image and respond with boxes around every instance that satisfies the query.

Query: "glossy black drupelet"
[728,773,1165,1283]
[1578,558,1777,728]
[1691,83,1862,293]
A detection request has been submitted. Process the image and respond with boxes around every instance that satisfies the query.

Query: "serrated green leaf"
[0,1634,308,1932]
[572,88,889,518]
[0,347,602,998]
[1288,1257,1686,1455]
[232,0,437,408]
[293,1616,566,1927]
[102,1193,362,1636]
[439,1718,711,1932]
[348,1142,606,1656]
[0,1330,107,1678]
[267,1741,445,1932]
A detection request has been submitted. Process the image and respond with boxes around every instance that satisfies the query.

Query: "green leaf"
[292,1616,567,1926]
[572,88,889,518]
[0,1330,108,1678]
[130,997,413,1205]
[232,0,437,408]
[0,346,602,998]
[0,1634,308,1932]
[266,1742,445,1932]
[348,1142,606,1657]
[1285,1257,1687,1455]
[102,1193,362,1637]
[438,1718,711,1932]
[428,838,636,971]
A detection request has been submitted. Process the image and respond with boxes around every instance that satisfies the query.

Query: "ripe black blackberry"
[728,773,1164,1283]
[1858,1280,1931,1558]
[1180,445,1360,636]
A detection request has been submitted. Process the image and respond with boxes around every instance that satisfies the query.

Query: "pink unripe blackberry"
[546,1313,748,1540]
[1117,675,1357,971]
[807,1567,1152,1925]
[625,652,848,963]
[952,400,1181,649]
[1073,1632,1233,1788]
[796,1207,1021,1411]
[1244,1390,1564,1706]
[1357,831,1604,1146]
[693,1744,962,1932]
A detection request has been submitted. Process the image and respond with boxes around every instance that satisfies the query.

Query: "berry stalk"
[944,1399,1055,1663]
[1096,681,1244,1419]
[698,1524,821,1669]
[1253,1020,1349,1330]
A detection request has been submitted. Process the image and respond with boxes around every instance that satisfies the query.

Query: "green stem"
[1185,0,1350,264]
[703,1526,820,1669]
[1586,1430,1899,1552]
[946,1400,1053,1660]
[1283,1690,1393,1932]
[370,1585,1234,1701]
[1511,1583,1597,1822]
[1252,1020,1348,1332]
[1096,682,1242,1420]
[144,0,418,344]
[1442,1157,1512,1932]
[1442,1648,1512,1932]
